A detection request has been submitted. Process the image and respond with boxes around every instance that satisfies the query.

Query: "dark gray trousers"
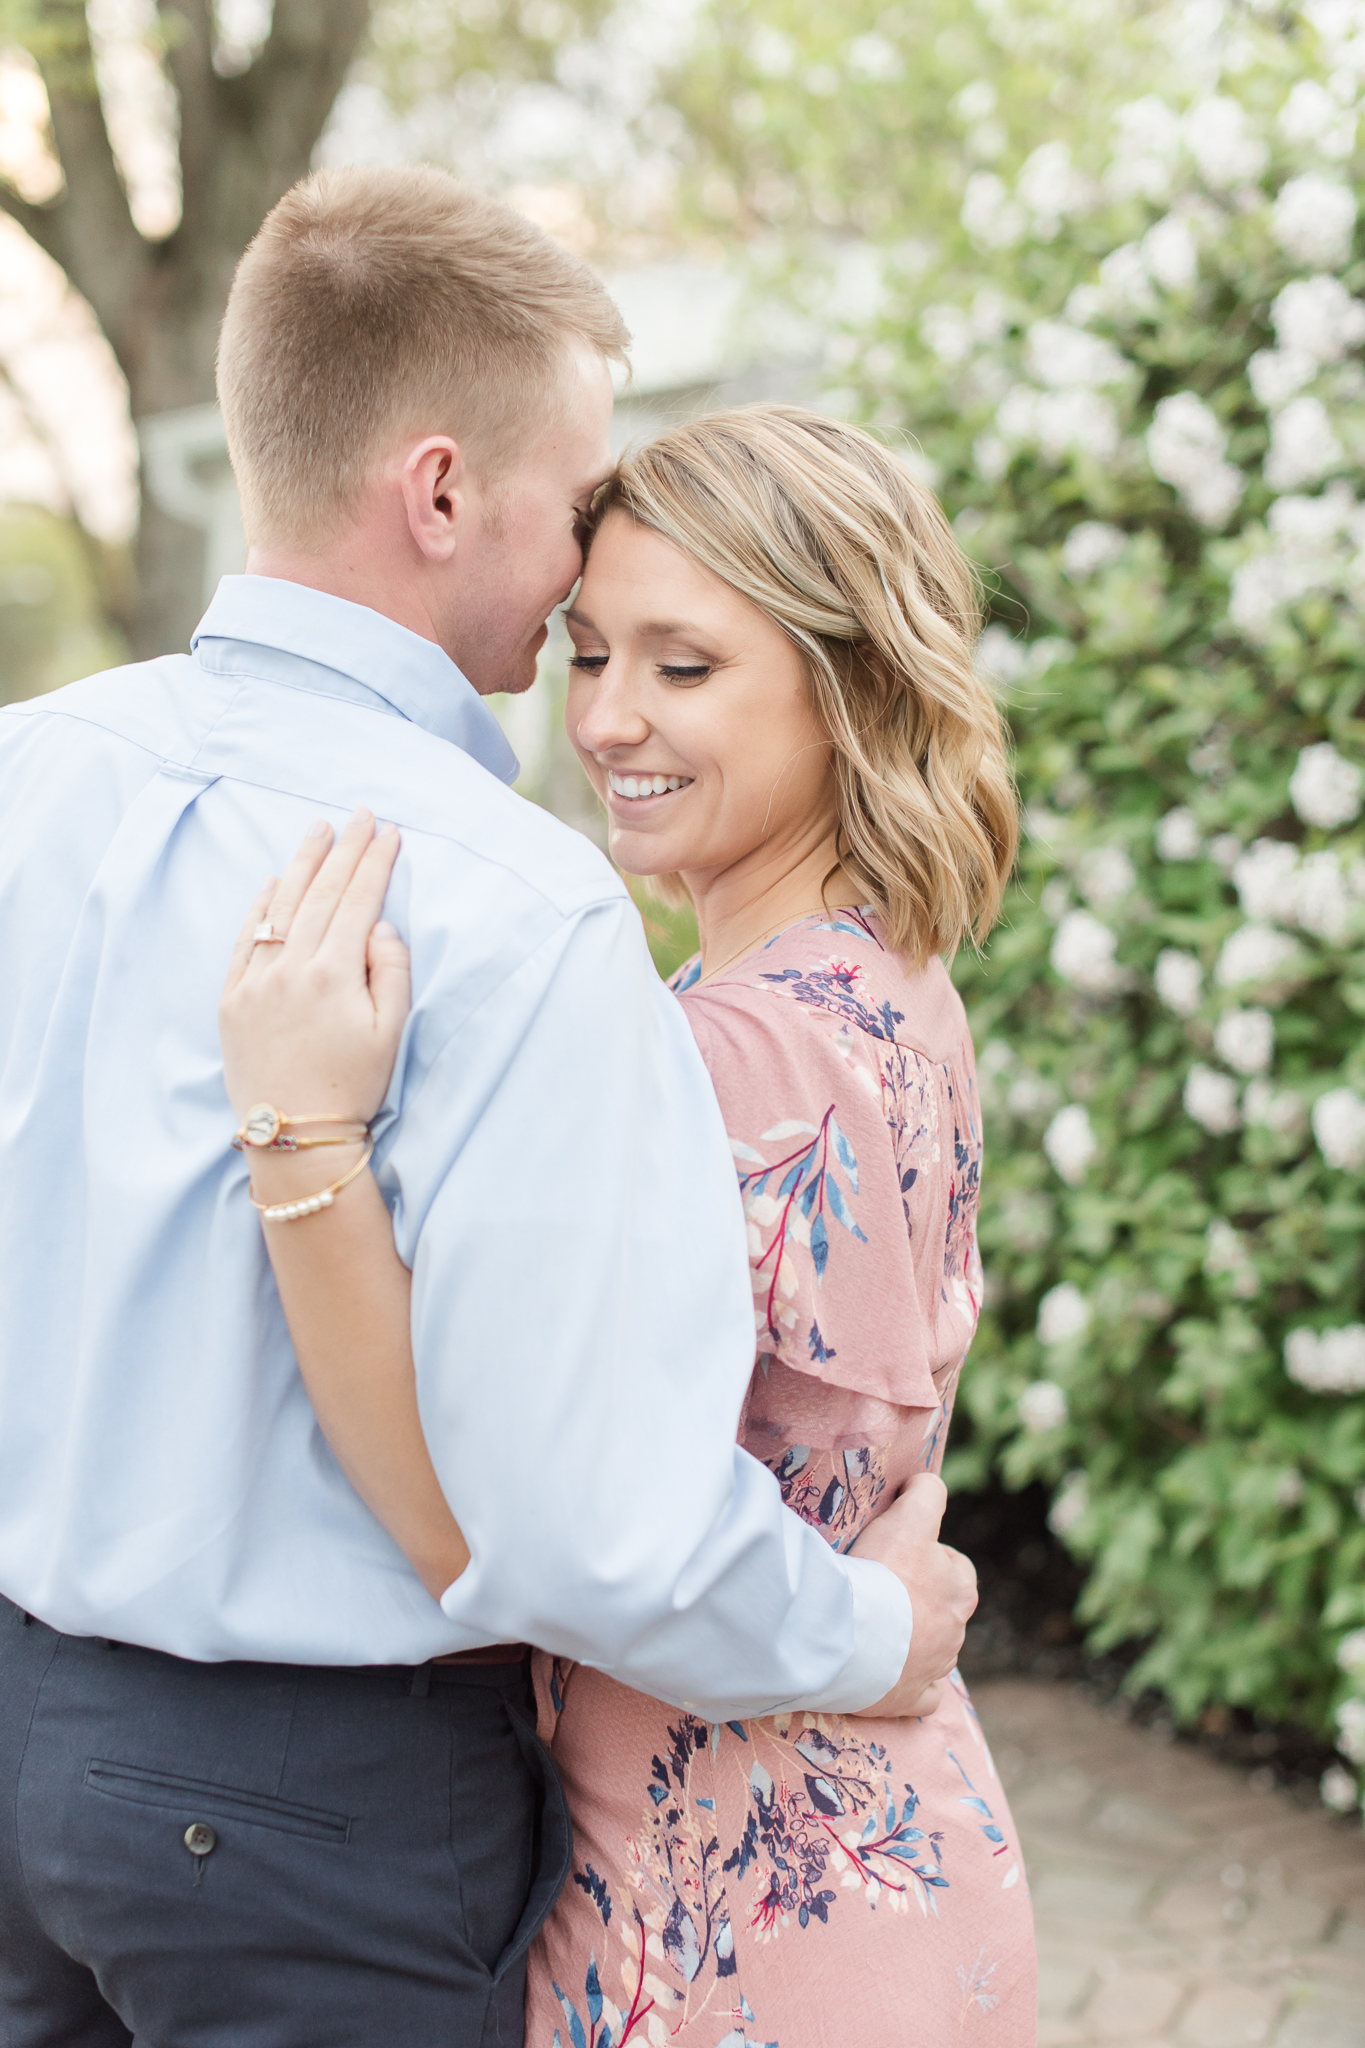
[0,1596,571,2046]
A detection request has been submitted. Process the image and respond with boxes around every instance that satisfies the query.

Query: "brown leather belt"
[433,1643,529,1666]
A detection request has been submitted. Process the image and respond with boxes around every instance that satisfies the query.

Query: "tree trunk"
[1,0,374,657]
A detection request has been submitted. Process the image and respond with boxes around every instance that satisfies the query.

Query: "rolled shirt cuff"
[784,1556,913,1716]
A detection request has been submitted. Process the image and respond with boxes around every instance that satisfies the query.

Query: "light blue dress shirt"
[0,576,911,1719]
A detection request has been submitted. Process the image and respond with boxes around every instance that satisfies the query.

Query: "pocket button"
[183,1822,217,1857]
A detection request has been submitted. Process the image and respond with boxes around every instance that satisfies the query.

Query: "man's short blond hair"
[217,166,629,547]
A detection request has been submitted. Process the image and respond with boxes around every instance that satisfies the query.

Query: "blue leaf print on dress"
[831,1119,858,1189]
[664,1895,703,1983]
[584,1958,603,2026]
[807,1320,835,1364]
[758,939,906,1043]
[948,1750,1020,1885]
[735,1105,867,1342]
[552,1982,588,2048]
[572,1864,613,1927]
[809,1212,829,1280]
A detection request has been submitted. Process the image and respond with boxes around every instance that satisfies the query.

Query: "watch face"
[244,1104,280,1148]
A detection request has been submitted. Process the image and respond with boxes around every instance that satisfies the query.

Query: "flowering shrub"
[854,6,1365,1804]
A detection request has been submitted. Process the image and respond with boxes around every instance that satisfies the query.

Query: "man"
[0,168,975,2044]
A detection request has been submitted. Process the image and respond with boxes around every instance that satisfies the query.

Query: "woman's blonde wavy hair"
[589,403,1018,967]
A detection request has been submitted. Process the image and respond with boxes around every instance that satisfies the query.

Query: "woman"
[220,405,1033,2043]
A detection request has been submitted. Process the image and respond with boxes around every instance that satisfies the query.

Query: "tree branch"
[30,0,148,360]
[0,181,70,270]
[160,0,216,241]
[231,0,373,179]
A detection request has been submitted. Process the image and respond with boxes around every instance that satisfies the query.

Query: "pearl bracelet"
[249,1135,375,1223]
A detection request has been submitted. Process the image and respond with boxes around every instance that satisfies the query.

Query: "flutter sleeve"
[681,984,950,1416]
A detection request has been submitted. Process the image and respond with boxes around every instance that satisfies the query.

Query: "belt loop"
[409,1663,432,1698]
[21,1611,33,1625]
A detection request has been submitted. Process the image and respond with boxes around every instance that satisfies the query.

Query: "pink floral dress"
[525,908,1036,2048]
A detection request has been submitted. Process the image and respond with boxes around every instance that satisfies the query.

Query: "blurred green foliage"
[792,4,1365,1771]
[0,507,125,704]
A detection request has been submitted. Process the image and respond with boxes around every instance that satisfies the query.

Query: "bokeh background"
[3,0,1365,1820]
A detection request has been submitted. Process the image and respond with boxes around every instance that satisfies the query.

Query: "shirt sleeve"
[385,895,910,1721]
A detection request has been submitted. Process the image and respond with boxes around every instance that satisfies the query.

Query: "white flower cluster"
[1076,846,1137,909]
[1228,487,1365,641]
[1290,742,1364,829]
[1214,924,1302,992]
[1061,520,1127,577]
[1106,95,1184,203]
[1155,947,1203,1017]
[1339,1628,1365,1676]
[1008,1069,1062,1120]
[1233,832,1363,943]
[1048,1469,1090,1537]
[1243,1080,1305,1136]
[996,388,1119,464]
[1204,1217,1259,1298]
[1213,1007,1275,1076]
[1050,910,1125,992]
[1312,1086,1365,1170]
[1280,79,1356,161]
[974,621,1029,689]
[1337,1697,1365,1765]
[1156,807,1202,861]
[1025,322,1130,393]
[1146,392,1243,528]
[1321,1762,1361,1813]
[1043,1104,1097,1185]
[961,170,1026,249]
[1037,1282,1092,1346]
[1249,275,1365,413]
[1184,1063,1240,1134]
[962,142,1097,251]
[1274,1468,1305,1507]
[1187,95,1268,192]
[1016,142,1096,240]
[921,289,1009,366]
[1266,396,1345,492]
[1285,1323,1365,1392]
[1018,1378,1069,1430]
[1272,173,1357,270]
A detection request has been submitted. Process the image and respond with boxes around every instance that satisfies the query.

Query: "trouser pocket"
[492,1699,573,1984]
[84,1759,351,1841]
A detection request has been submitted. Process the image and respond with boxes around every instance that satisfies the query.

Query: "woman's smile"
[604,769,695,810]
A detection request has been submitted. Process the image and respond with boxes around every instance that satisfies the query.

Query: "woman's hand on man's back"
[219,807,412,1129]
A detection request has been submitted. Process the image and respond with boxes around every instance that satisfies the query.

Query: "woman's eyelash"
[567,655,711,681]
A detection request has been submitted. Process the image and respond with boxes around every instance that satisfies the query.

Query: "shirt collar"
[192,575,520,784]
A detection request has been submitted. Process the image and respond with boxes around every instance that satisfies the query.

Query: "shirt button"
[183,1823,217,1856]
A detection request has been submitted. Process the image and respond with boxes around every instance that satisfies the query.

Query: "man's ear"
[399,437,464,563]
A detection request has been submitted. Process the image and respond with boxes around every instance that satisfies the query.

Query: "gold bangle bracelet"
[231,1131,366,1153]
[235,1104,369,1151]
[250,1136,375,1222]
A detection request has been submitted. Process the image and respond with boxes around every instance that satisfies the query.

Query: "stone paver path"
[974,1679,1365,2047]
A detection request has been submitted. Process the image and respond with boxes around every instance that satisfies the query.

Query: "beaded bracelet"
[250,1135,375,1223]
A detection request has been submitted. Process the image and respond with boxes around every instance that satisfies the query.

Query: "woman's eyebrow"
[563,610,708,640]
